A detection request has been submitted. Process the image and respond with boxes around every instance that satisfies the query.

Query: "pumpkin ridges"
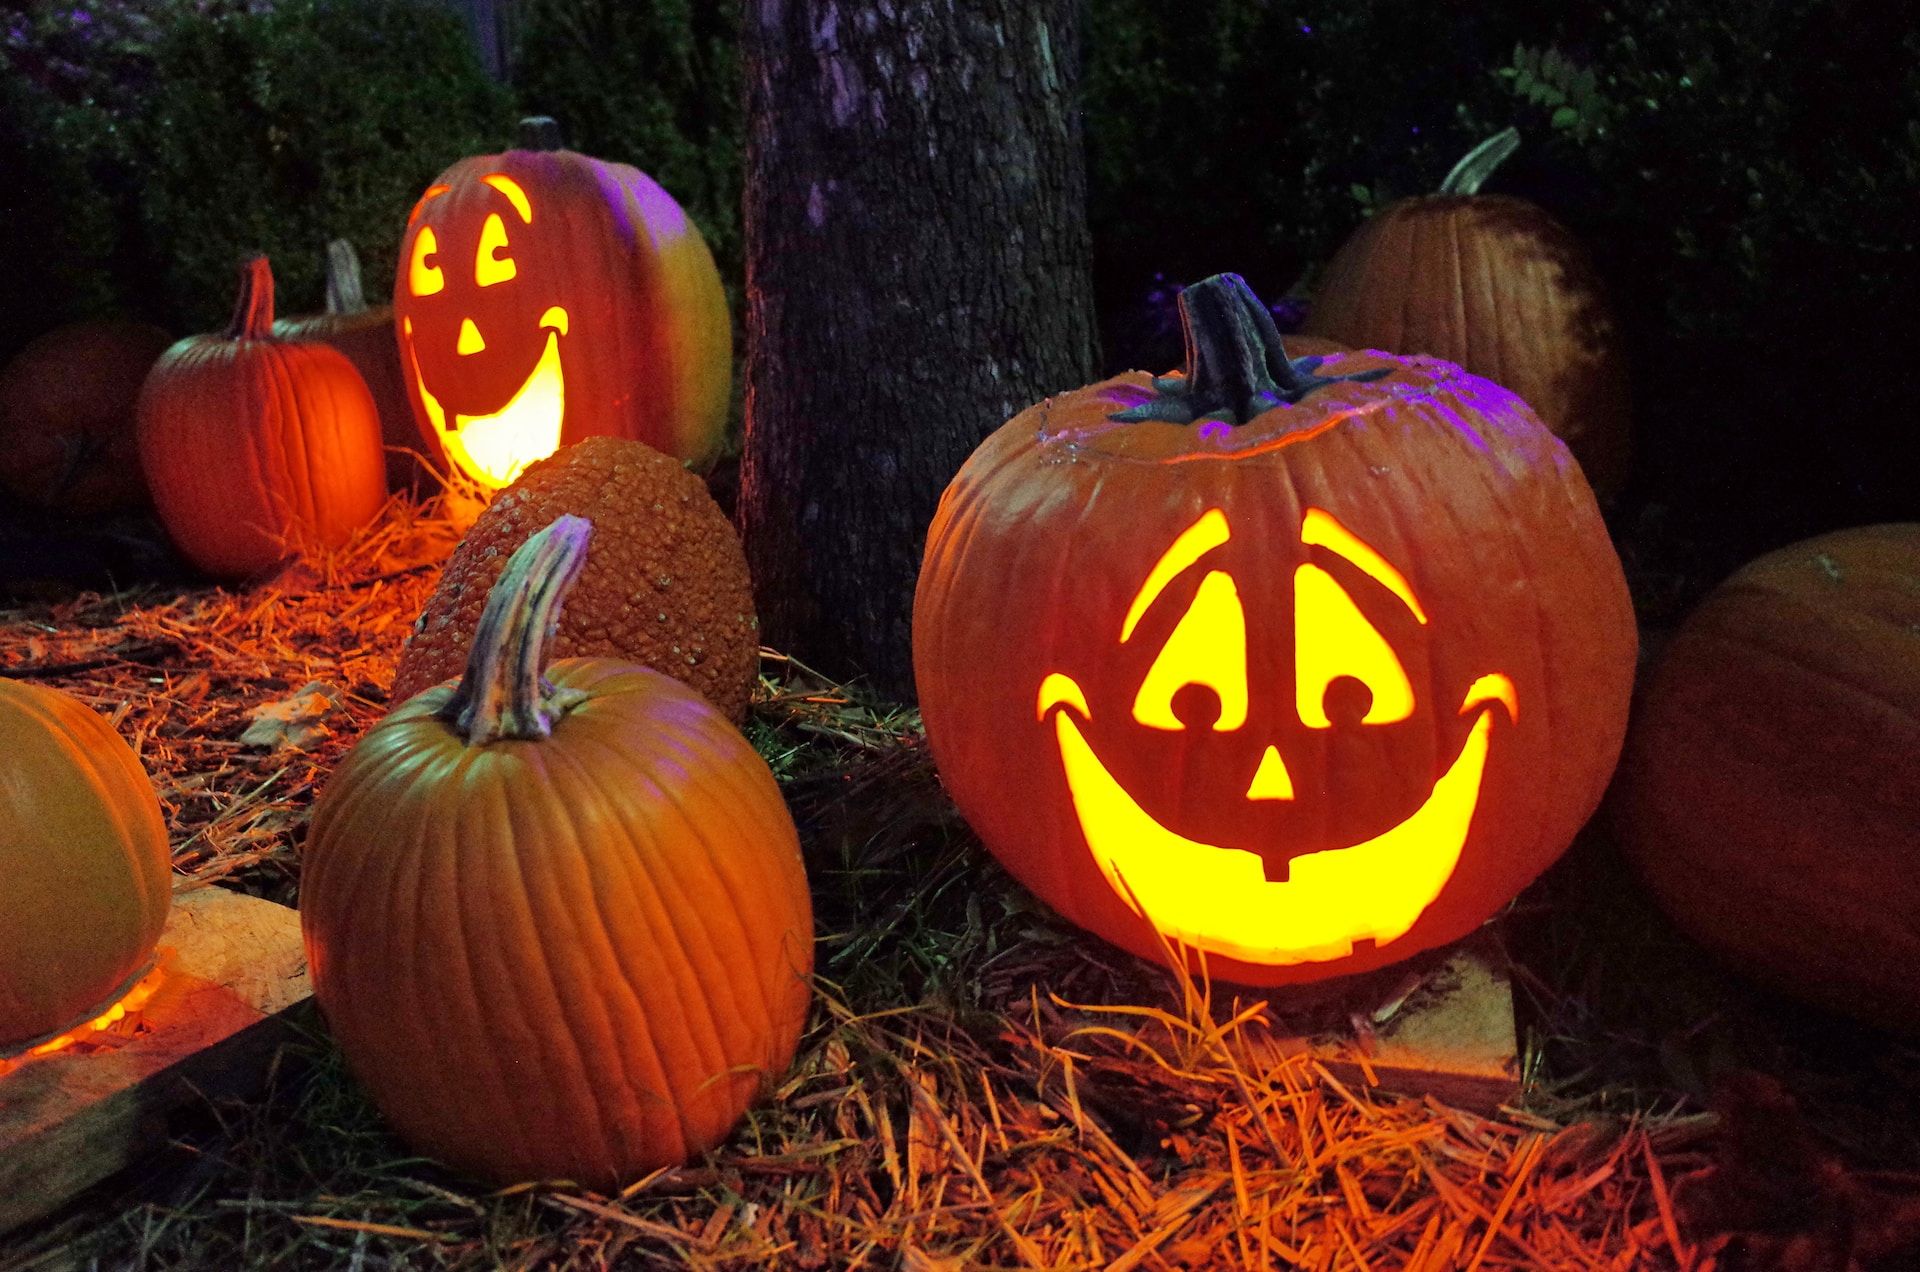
[1619,528,1920,1031]
[0,681,171,1047]
[915,324,1632,985]
[139,258,385,579]
[304,520,810,1187]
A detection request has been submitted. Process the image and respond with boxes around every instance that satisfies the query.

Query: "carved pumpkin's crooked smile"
[1036,672,1516,966]
[402,307,568,490]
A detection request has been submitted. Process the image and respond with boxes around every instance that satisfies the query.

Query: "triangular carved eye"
[1131,569,1248,732]
[1294,563,1414,728]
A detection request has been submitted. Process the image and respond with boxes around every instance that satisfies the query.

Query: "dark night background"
[2,0,1917,595]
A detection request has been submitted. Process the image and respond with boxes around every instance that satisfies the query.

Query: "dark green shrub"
[510,0,743,294]
[134,0,514,331]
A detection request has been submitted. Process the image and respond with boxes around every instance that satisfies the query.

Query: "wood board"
[0,886,313,1236]
[1236,936,1521,1114]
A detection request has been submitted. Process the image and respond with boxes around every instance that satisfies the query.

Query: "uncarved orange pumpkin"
[0,320,172,517]
[0,679,171,1051]
[1305,130,1630,499]
[137,256,386,580]
[392,116,732,491]
[274,239,424,492]
[301,515,813,1189]
[1618,524,1920,1033]
[915,273,1636,987]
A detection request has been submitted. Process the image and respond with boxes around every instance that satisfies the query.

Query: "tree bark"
[739,0,1097,701]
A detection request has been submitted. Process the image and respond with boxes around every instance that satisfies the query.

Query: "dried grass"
[0,497,1730,1269]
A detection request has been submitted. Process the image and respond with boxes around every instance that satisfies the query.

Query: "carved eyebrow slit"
[1302,507,1427,624]
[1122,508,1231,642]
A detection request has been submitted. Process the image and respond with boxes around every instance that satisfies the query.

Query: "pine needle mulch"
[0,497,1892,1271]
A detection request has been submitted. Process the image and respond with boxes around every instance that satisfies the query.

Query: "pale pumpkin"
[0,679,172,1051]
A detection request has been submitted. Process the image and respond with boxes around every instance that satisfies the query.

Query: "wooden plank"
[1235,936,1521,1114]
[0,886,312,1236]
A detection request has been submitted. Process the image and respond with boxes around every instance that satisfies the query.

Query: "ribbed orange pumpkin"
[1618,524,1920,1033]
[137,256,386,580]
[393,116,732,491]
[0,319,172,517]
[1,679,171,1051]
[915,273,1635,987]
[301,515,813,1188]
[1305,130,1630,499]
[274,239,423,492]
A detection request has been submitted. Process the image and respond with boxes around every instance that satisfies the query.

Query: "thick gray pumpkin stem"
[517,115,563,151]
[1439,127,1521,196]
[438,515,593,745]
[1110,273,1387,426]
[322,239,369,316]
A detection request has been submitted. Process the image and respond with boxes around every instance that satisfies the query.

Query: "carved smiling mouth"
[1036,673,1516,965]
[403,307,568,489]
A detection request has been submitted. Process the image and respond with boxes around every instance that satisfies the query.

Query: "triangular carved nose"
[1246,745,1295,801]
[457,317,487,356]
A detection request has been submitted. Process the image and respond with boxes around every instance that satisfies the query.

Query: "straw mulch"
[0,496,1807,1270]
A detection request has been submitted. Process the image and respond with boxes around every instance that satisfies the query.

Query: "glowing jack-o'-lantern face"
[393,121,733,490]
[912,273,1637,987]
[1035,506,1518,967]
[400,175,567,489]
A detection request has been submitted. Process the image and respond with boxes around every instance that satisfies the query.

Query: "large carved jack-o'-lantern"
[393,117,731,491]
[914,274,1637,986]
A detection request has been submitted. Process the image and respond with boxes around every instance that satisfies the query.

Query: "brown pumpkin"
[393,116,732,491]
[137,256,387,580]
[1618,524,1920,1033]
[301,515,814,1188]
[393,435,759,720]
[0,678,172,1051]
[1305,129,1630,499]
[914,273,1636,987]
[0,320,172,517]
[274,239,424,492]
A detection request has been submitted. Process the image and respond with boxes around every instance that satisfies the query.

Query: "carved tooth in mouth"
[1036,672,1515,965]
[405,307,568,489]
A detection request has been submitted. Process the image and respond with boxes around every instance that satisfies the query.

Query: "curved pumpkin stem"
[1439,127,1521,196]
[225,256,277,341]
[438,514,593,745]
[1110,274,1387,426]
[517,115,564,152]
[322,239,369,316]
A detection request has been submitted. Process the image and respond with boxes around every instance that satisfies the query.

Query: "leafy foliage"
[0,0,511,347]
[134,0,514,329]
[511,0,743,298]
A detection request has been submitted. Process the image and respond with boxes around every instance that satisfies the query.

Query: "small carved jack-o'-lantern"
[914,274,1637,986]
[393,117,731,491]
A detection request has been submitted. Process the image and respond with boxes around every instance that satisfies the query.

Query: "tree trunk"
[739,0,1097,701]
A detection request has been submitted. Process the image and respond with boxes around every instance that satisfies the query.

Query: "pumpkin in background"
[393,435,759,720]
[0,679,171,1051]
[302,515,814,1188]
[914,273,1636,987]
[274,239,423,492]
[1304,129,1631,499]
[392,116,731,492]
[137,256,387,580]
[0,320,172,517]
[1618,525,1920,1034]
